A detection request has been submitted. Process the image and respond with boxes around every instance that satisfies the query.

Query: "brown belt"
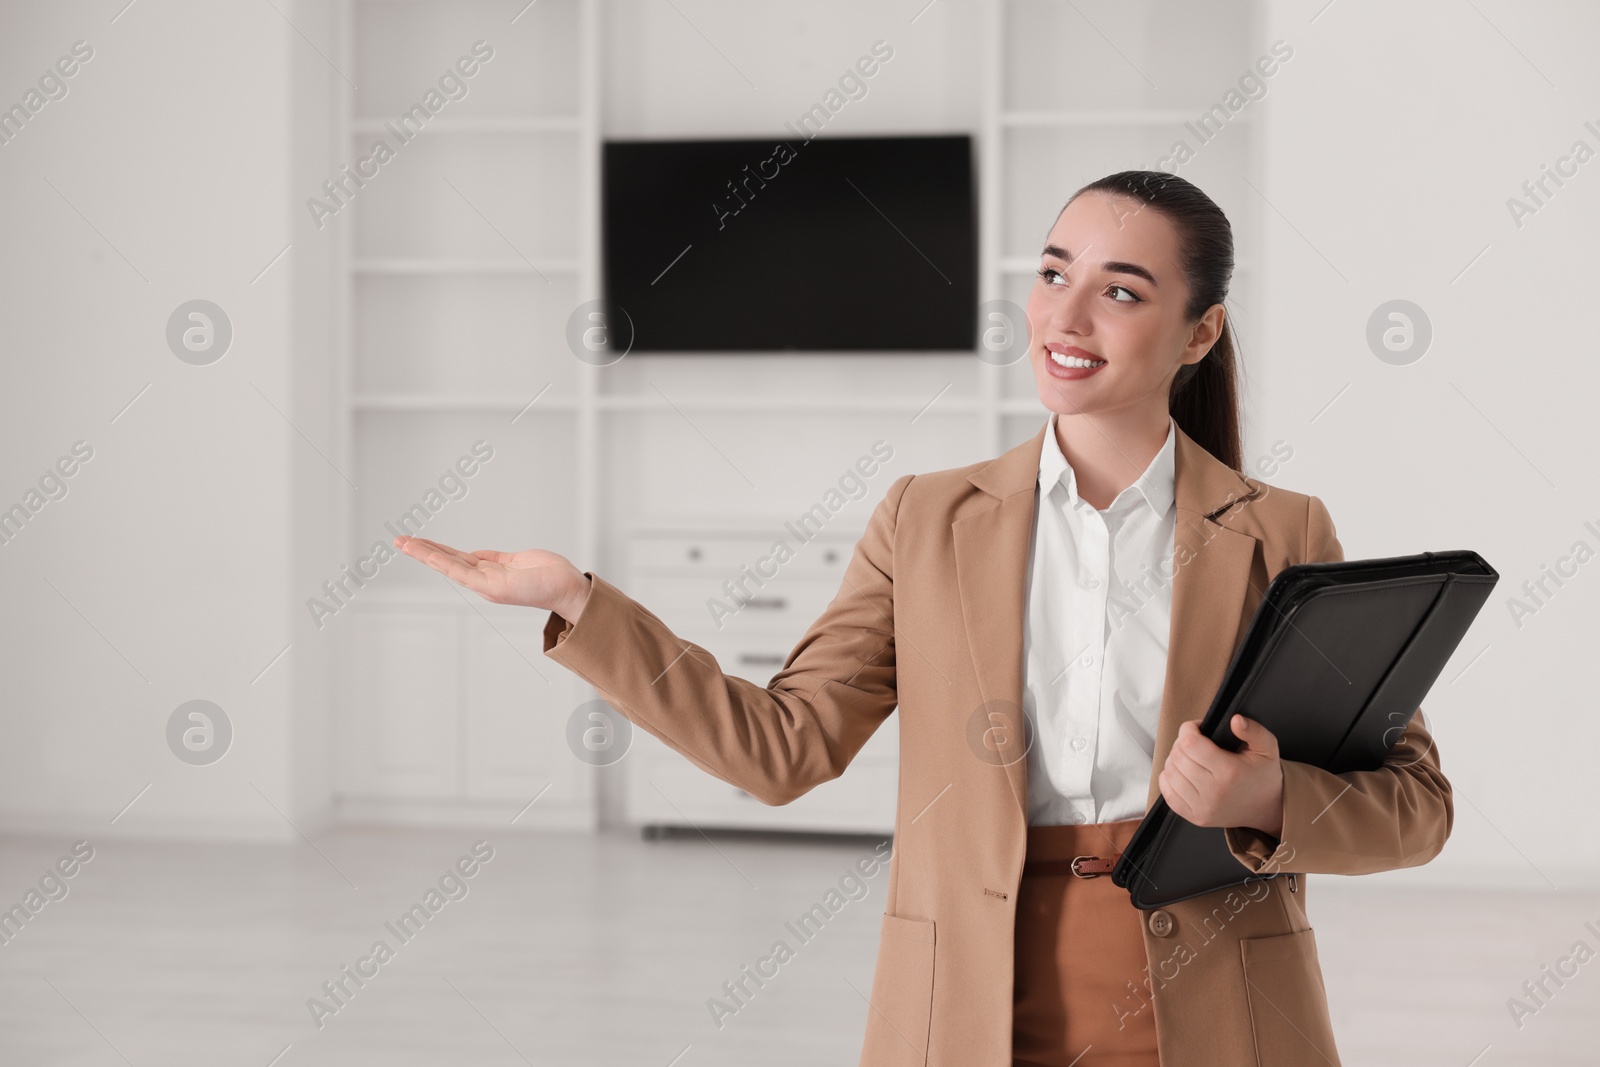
[1021,853,1120,878]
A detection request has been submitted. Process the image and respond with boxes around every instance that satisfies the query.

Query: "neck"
[1052,408,1170,512]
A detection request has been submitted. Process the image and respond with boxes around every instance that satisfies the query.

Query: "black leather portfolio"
[1111,549,1499,909]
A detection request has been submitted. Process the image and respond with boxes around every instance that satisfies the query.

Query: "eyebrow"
[1040,244,1159,287]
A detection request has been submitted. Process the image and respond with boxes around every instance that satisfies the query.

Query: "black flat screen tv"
[601,133,976,353]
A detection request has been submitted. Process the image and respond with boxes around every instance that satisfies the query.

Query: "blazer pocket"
[858,912,936,1067]
[1239,928,1343,1067]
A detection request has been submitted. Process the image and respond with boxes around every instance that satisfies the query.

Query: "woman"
[396,171,1453,1067]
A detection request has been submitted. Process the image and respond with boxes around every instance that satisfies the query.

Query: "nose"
[1046,279,1095,340]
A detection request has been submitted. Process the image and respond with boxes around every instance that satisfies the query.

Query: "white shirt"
[1021,412,1178,826]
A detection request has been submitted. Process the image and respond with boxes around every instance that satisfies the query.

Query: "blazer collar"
[953,416,1264,834]
[972,415,1252,519]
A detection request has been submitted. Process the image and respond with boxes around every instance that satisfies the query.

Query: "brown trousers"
[1012,816,1160,1067]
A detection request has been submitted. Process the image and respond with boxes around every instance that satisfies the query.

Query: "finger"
[403,538,494,574]
[1160,764,1199,818]
[1162,750,1206,794]
[409,542,495,594]
[1232,714,1279,756]
[1169,734,1223,782]
[398,536,473,562]
[1178,727,1237,776]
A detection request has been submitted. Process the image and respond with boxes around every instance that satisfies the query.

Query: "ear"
[1183,302,1226,364]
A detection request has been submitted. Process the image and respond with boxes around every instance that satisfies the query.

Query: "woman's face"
[1024,191,1223,420]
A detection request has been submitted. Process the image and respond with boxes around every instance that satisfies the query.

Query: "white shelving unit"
[327,0,1264,834]
[332,0,601,830]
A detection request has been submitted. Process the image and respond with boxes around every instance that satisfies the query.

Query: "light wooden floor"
[0,826,1594,1065]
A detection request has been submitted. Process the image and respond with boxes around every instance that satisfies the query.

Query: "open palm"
[393,535,581,611]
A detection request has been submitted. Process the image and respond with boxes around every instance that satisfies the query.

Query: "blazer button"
[1147,909,1175,937]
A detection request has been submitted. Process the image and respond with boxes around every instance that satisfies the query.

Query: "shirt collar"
[1038,411,1177,516]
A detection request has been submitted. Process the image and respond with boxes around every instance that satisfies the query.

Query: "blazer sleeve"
[539,473,912,806]
[1223,493,1456,876]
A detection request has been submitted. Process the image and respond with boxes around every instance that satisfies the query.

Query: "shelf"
[351,394,1002,415]
[598,394,985,413]
[353,393,580,413]
[352,258,581,275]
[350,116,581,135]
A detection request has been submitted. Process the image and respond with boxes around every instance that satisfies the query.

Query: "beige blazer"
[541,419,1453,1067]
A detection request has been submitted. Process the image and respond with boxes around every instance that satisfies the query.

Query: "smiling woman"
[395,171,1448,1067]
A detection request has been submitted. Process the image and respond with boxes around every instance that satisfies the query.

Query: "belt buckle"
[1070,855,1100,879]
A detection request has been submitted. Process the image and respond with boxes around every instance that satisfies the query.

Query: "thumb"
[1232,714,1275,752]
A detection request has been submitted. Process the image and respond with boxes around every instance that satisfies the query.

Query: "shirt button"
[1148,910,1175,937]
[1071,812,1086,824]
[1082,575,1099,589]
[1071,737,1087,752]
[1080,652,1094,667]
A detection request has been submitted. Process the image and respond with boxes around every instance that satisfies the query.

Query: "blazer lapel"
[952,417,1262,828]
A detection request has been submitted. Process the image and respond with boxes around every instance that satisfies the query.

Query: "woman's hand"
[1158,714,1285,839]
[393,536,594,622]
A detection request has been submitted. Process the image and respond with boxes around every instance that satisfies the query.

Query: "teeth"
[1049,351,1106,368]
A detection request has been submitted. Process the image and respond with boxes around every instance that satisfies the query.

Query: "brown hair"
[1059,170,1243,471]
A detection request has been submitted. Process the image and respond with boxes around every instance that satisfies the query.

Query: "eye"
[1035,267,1143,303]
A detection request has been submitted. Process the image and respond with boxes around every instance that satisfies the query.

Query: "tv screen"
[601,134,976,353]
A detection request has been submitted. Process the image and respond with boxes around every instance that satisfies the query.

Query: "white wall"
[0,0,339,841]
[1256,0,1600,888]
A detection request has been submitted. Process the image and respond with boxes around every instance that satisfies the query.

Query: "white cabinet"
[337,604,591,823]
[339,611,460,798]
[464,615,585,805]
[621,527,899,837]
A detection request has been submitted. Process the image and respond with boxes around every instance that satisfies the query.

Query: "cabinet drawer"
[630,534,856,576]
[629,575,842,636]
